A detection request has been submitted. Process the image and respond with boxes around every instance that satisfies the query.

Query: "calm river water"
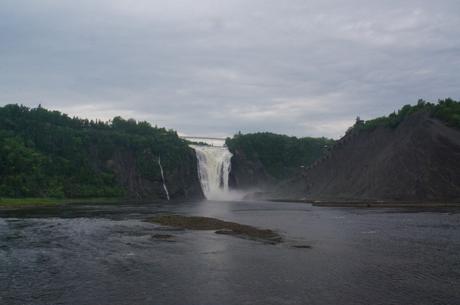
[1,200,459,305]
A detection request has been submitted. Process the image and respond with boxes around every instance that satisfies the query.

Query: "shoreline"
[2,197,460,209]
[0,197,124,209]
[268,199,460,208]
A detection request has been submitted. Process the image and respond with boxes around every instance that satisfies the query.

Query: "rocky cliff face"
[228,148,275,190]
[226,133,333,191]
[277,111,460,202]
[0,104,206,201]
[109,148,204,201]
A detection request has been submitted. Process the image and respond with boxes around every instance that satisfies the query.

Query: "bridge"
[181,136,226,141]
[180,136,227,147]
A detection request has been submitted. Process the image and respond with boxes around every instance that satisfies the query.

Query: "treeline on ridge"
[350,98,460,132]
[0,104,191,198]
[226,132,334,179]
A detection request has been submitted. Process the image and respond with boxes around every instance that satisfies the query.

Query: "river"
[1,200,459,305]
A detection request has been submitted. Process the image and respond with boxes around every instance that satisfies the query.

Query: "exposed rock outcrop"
[276,111,460,202]
[228,148,275,190]
[108,148,204,200]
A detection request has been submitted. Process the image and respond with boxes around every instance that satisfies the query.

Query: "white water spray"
[157,156,170,201]
[190,145,233,200]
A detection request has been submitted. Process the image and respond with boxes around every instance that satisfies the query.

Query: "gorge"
[0,99,459,204]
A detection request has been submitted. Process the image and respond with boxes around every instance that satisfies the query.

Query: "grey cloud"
[1,0,459,138]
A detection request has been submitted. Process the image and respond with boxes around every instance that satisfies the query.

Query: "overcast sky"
[1,0,459,138]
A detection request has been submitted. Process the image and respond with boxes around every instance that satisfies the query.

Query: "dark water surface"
[1,200,459,305]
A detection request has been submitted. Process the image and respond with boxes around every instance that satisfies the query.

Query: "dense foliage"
[226,132,334,179]
[0,104,191,198]
[352,98,460,132]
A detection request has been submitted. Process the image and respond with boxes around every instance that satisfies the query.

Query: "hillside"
[0,104,204,200]
[276,99,460,202]
[225,132,334,189]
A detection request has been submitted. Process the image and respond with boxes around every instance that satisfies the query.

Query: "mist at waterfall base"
[190,144,245,201]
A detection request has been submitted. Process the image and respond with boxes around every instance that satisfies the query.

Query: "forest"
[351,98,460,132]
[0,104,193,198]
[226,132,334,179]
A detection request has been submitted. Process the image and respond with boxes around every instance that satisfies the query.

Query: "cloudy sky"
[1,0,459,138]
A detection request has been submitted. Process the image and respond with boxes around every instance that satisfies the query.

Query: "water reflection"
[1,201,459,305]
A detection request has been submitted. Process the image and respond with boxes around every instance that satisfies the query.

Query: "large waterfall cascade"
[190,144,233,200]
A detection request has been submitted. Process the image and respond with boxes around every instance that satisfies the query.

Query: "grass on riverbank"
[0,197,122,208]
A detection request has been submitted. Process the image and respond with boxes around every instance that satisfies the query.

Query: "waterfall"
[190,145,233,200]
[157,156,170,201]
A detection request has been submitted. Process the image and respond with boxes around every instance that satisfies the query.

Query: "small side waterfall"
[157,156,170,201]
[190,145,233,200]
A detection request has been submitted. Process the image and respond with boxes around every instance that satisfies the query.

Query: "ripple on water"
[0,202,459,305]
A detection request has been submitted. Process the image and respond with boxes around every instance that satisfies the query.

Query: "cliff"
[226,132,333,190]
[107,147,203,200]
[277,108,460,202]
[228,147,275,190]
[0,104,204,201]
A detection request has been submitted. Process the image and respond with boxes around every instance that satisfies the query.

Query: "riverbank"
[268,199,460,207]
[313,201,460,208]
[0,197,123,208]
